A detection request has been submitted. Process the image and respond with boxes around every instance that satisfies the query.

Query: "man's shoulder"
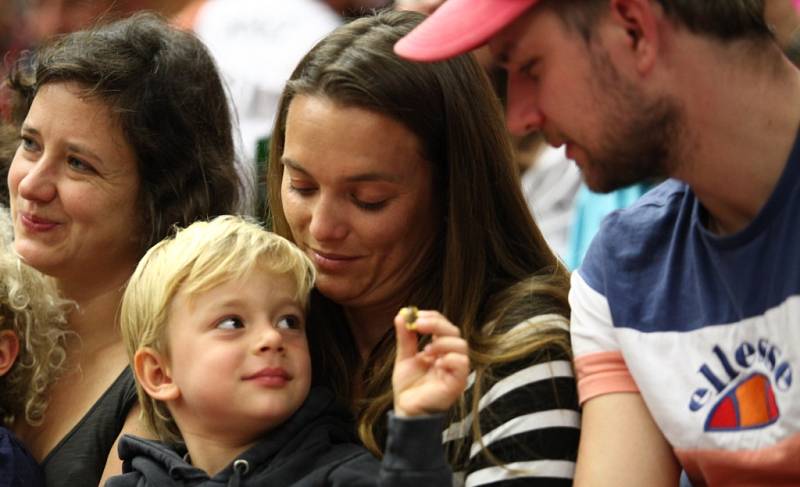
[578,179,691,284]
[599,179,688,240]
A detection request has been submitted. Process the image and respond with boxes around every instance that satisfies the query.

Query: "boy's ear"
[134,347,180,401]
[0,329,20,377]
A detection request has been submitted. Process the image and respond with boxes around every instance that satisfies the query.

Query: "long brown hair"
[267,10,570,459]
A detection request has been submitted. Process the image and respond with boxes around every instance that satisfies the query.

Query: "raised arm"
[392,309,470,417]
[379,309,470,486]
[335,309,470,487]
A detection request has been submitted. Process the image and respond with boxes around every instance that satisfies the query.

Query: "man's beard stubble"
[584,49,684,193]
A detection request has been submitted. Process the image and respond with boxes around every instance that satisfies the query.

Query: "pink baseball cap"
[395,0,540,62]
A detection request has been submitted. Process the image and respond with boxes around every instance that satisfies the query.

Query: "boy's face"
[164,270,311,440]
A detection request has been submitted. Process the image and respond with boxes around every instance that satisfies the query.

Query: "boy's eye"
[216,316,244,330]
[276,315,303,330]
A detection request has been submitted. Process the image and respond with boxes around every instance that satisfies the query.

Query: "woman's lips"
[309,248,359,272]
[19,213,60,232]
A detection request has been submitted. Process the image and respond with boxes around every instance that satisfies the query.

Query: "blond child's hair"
[120,215,316,444]
[0,207,71,427]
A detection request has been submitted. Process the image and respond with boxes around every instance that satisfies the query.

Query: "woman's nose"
[308,196,348,242]
[13,155,58,204]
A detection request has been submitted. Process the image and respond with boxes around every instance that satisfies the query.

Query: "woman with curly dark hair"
[4,12,244,486]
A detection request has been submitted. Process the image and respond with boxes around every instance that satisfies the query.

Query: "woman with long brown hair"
[267,10,579,486]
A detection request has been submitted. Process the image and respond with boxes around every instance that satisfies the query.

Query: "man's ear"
[134,347,180,401]
[0,329,19,377]
[608,0,662,74]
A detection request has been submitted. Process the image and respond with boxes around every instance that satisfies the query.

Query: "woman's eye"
[276,315,302,330]
[20,136,39,152]
[67,156,94,173]
[216,317,245,330]
[353,198,388,212]
[289,184,316,195]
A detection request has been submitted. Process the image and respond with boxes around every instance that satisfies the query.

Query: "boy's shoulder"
[110,387,370,486]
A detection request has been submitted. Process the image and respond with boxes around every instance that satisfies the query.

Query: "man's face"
[490,6,681,192]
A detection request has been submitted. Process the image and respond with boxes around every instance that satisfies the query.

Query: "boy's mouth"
[243,367,292,381]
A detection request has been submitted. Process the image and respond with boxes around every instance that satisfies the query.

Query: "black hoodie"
[105,387,452,487]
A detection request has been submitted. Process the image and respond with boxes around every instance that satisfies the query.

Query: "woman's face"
[280,95,438,311]
[7,82,142,285]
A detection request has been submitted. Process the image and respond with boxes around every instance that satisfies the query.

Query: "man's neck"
[670,41,800,235]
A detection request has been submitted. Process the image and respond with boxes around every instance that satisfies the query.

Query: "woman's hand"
[392,309,470,417]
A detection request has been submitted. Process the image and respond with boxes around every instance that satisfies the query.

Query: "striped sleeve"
[443,317,581,487]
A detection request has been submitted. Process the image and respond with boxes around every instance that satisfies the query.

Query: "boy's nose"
[257,325,285,353]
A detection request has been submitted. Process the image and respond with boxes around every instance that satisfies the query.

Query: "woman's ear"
[0,329,20,377]
[134,347,180,401]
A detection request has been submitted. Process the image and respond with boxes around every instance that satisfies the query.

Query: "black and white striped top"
[443,315,580,487]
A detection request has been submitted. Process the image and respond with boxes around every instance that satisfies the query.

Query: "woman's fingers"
[394,309,419,362]
[435,352,471,380]
[423,336,468,356]
[411,310,461,337]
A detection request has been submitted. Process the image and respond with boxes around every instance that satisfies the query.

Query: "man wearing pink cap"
[397,1,800,486]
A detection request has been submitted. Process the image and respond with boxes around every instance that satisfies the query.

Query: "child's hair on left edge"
[120,215,316,444]
[0,207,71,427]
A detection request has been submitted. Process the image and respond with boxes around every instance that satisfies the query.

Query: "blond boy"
[110,215,469,486]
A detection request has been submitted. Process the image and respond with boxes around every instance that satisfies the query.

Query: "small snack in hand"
[400,306,419,330]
